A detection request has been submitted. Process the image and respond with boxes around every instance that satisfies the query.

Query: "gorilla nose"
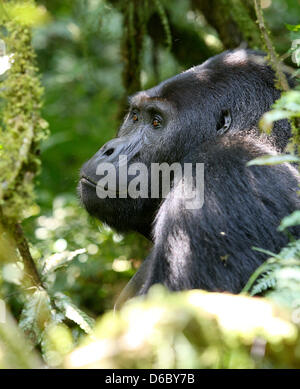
[80,136,132,184]
[96,138,127,163]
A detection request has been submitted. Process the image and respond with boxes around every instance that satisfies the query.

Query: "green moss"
[206,0,261,49]
[230,0,261,49]
[0,19,49,222]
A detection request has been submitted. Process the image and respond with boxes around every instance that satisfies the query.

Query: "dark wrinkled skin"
[78,49,299,308]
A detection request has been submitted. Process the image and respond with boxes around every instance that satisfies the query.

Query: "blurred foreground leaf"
[65,287,300,369]
[0,305,42,368]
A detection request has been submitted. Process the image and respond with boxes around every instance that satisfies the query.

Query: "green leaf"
[247,154,300,166]
[259,110,293,133]
[273,91,300,112]
[19,289,53,344]
[278,211,300,231]
[1,3,50,26]
[259,91,300,132]
[278,240,300,261]
[286,24,300,32]
[42,248,86,275]
[54,293,94,334]
[250,271,276,296]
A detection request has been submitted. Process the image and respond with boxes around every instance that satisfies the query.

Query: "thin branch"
[254,0,289,91]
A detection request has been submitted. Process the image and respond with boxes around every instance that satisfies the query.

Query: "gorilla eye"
[132,113,138,122]
[152,115,162,129]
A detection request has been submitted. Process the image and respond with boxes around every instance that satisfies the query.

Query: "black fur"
[78,49,299,303]
[139,134,299,294]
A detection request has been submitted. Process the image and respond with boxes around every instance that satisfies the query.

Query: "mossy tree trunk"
[192,0,262,49]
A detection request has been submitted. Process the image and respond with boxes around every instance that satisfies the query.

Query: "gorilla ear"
[216,109,232,135]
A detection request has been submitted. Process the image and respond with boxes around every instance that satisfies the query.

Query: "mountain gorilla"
[78,49,300,307]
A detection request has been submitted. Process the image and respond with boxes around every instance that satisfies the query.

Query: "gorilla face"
[78,49,291,238]
[78,91,179,237]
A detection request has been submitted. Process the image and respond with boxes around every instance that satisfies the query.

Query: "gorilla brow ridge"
[128,92,168,106]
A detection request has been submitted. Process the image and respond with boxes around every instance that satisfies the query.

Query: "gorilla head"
[79,49,292,238]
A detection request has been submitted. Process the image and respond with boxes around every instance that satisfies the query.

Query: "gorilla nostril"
[104,148,114,157]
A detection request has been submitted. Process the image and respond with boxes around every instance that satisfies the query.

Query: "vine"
[254,0,289,92]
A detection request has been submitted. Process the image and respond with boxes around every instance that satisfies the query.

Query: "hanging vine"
[253,0,300,151]
[253,0,289,92]
[121,0,147,95]
[121,0,172,97]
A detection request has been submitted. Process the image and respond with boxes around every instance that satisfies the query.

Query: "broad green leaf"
[19,289,53,343]
[54,293,94,334]
[42,248,86,275]
[278,211,300,231]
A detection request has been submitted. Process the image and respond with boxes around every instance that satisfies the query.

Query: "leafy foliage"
[1,0,300,369]
[244,29,300,306]
[242,215,300,309]
[65,287,300,369]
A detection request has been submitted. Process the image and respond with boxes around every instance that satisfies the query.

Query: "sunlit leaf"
[278,211,300,231]
[42,323,74,367]
[247,154,300,166]
[286,24,300,32]
[54,293,94,334]
[1,3,50,26]
[2,263,23,285]
[19,289,53,343]
[42,248,86,275]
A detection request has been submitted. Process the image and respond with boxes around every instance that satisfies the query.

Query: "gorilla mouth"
[80,174,121,196]
[80,174,97,187]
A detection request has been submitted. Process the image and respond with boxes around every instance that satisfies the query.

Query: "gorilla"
[78,49,299,306]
